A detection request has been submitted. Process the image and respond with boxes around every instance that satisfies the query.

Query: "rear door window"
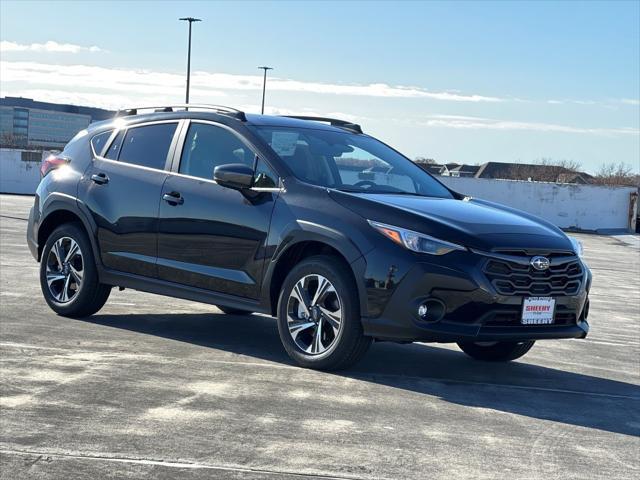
[118,123,178,170]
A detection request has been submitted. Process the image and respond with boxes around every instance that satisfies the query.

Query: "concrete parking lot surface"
[0,194,638,479]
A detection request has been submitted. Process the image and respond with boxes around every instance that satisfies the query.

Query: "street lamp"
[258,66,273,114]
[179,17,202,104]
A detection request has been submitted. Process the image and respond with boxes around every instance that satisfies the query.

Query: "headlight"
[368,220,466,255]
[569,236,584,258]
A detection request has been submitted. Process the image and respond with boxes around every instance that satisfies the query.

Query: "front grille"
[482,253,583,296]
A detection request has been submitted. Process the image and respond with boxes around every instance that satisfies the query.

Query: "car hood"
[329,191,574,252]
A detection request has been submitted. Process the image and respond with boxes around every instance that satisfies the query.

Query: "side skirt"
[99,268,268,314]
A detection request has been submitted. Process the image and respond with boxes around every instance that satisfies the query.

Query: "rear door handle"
[162,192,184,205]
[91,173,109,185]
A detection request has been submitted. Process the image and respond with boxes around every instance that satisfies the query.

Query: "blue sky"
[1,0,638,173]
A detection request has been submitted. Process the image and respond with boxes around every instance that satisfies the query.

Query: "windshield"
[250,126,453,198]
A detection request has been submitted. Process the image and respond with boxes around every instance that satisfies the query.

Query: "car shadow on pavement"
[87,312,640,437]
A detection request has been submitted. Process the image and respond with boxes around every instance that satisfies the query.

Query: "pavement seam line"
[0,449,386,480]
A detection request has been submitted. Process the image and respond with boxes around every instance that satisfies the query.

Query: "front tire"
[276,255,372,371]
[39,223,111,318]
[457,340,535,362]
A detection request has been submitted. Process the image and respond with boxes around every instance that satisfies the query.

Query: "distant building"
[421,164,447,176]
[448,164,481,178]
[0,97,113,149]
[437,163,459,176]
[474,161,591,183]
[414,159,591,184]
[475,162,532,180]
[556,172,593,185]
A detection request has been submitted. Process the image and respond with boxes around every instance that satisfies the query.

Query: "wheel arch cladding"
[268,241,359,317]
[37,205,99,266]
[38,210,85,258]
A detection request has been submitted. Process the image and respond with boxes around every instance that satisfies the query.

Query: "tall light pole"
[179,17,201,104]
[258,66,273,114]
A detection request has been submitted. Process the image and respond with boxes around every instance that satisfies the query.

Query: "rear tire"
[39,223,111,318]
[276,255,372,371]
[457,340,535,362]
[217,306,253,315]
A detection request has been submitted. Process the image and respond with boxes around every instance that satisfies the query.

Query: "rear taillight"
[40,154,70,177]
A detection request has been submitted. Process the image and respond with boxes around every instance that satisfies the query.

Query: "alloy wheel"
[287,274,343,355]
[45,236,84,303]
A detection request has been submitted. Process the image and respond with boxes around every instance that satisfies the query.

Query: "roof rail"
[282,116,363,134]
[115,104,247,121]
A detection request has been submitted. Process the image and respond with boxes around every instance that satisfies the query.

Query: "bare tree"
[592,162,640,187]
[540,158,582,173]
[0,132,22,148]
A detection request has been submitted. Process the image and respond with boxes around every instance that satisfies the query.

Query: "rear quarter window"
[90,130,113,156]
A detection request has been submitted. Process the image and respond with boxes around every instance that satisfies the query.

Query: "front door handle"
[162,192,184,205]
[91,173,109,185]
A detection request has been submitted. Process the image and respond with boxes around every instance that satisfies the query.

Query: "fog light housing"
[416,299,445,323]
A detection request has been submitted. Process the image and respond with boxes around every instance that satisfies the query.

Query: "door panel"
[81,158,167,277]
[158,176,276,298]
[157,121,278,298]
[80,122,179,277]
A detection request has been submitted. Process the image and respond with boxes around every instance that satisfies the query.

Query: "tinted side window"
[180,123,253,180]
[90,130,113,156]
[105,131,124,160]
[254,159,278,188]
[119,123,178,170]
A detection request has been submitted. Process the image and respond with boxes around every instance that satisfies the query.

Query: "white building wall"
[0,148,48,195]
[439,176,637,232]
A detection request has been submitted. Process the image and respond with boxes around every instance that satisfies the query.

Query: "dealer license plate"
[521,297,556,325]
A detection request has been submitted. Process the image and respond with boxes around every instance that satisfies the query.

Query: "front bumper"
[359,245,591,343]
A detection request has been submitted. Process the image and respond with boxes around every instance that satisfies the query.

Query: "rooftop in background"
[474,161,593,184]
[0,97,114,121]
[416,160,595,185]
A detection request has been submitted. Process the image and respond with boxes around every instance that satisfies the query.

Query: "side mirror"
[214,163,254,190]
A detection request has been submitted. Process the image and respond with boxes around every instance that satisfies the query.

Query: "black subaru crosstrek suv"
[27,105,591,370]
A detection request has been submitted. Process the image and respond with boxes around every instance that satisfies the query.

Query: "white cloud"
[547,97,640,108]
[264,79,502,102]
[0,60,502,105]
[0,40,103,54]
[0,89,161,111]
[546,99,598,106]
[0,62,226,104]
[237,104,362,121]
[1,61,635,138]
[420,114,639,136]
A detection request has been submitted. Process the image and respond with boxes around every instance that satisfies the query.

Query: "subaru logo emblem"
[530,256,550,271]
